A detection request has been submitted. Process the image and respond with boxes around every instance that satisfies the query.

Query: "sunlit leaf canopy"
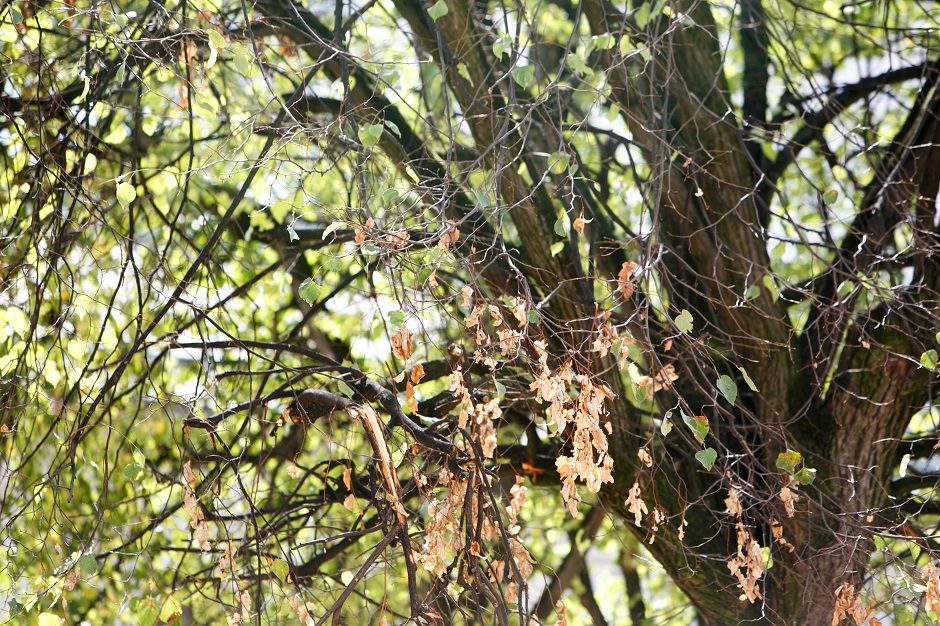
[0,0,939,623]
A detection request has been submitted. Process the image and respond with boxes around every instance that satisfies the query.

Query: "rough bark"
[259,0,940,622]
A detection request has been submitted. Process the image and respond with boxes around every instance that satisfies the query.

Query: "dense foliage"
[1,0,939,623]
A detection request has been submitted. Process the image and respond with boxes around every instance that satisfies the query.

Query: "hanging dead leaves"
[350,217,415,251]
[414,466,533,606]
[390,325,413,361]
[590,313,619,356]
[617,260,639,299]
[779,481,799,518]
[438,220,460,250]
[390,325,424,412]
[832,581,879,626]
[636,363,679,398]
[182,461,211,552]
[624,480,648,527]
[449,364,501,457]
[724,486,764,604]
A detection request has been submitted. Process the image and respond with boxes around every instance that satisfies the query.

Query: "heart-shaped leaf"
[357,123,384,147]
[716,375,738,405]
[674,309,693,334]
[428,0,449,21]
[298,279,322,304]
[695,447,717,470]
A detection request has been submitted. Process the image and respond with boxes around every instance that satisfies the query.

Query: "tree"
[0,0,938,623]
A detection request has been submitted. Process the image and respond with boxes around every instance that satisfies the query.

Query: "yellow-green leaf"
[675,309,693,334]
[738,366,759,392]
[272,558,290,583]
[428,0,449,21]
[159,595,182,623]
[116,182,136,207]
[358,123,384,147]
[716,375,737,405]
[921,349,938,371]
[694,447,717,470]
[775,449,801,474]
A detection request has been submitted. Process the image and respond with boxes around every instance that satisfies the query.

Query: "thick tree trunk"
[259,0,940,622]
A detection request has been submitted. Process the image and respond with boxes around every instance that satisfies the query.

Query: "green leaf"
[635,0,668,28]
[77,555,97,576]
[159,595,182,623]
[124,461,143,481]
[357,123,384,147]
[921,349,938,371]
[322,221,343,240]
[230,42,255,75]
[553,213,570,237]
[388,310,406,327]
[382,188,399,205]
[660,417,673,436]
[38,614,62,626]
[298,279,322,304]
[492,34,511,59]
[591,33,616,50]
[511,65,535,89]
[133,598,159,626]
[527,309,541,325]
[775,449,802,474]
[547,152,570,175]
[682,412,709,444]
[116,182,136,207]
[566,51,590,74]
[896,605,916,626]
[83,153,97,175]
[619,36,633,56]
[272,558,290,583]
[694,447,717,470]
[207,29,227,51]
[716,375,738,405]
[899,453,911,478]
[738,366,759,392]
[206,29,226,69]
[457,62,471,82]
[762,275,780,302]
[549,241,564,257]
[674,309,693,334]
[794,467,816,485]
[428,0,449,21]
[337,380,356,399]
[760,546,773,570]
